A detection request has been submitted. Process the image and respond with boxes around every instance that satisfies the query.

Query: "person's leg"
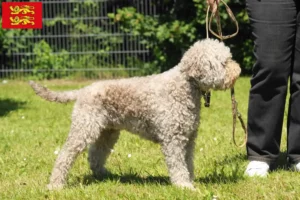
[288,3,300,166]
[246,0,298,167]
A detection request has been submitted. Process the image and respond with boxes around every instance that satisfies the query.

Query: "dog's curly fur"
[29,38,241,190]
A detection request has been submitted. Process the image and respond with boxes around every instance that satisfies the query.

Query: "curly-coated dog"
[30,38,241,190]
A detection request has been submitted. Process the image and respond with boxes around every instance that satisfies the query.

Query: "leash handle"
[206,0,239,40]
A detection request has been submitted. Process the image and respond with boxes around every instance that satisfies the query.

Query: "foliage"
[0,0,254,79]
[1,30,33,56]
[0,79,298,199]
[108,0,253,73]
[0,1,132,79]
[108,7,197,72]
[28,40,67,79]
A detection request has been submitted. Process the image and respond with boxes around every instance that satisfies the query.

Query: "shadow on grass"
[81,172,170,187]
[196,153,247,184]
[0,98,26,117]
[77,154,247,187]
[71,153,291,188]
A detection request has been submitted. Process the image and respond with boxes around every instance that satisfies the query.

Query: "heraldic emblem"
[2,2,42,29]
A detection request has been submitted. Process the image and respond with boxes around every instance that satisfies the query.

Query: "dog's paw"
[47,183,64,191]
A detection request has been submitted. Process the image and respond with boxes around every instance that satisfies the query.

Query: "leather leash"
[205,0,247,148]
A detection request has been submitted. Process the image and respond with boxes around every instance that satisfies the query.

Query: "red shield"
[2,2,43,29]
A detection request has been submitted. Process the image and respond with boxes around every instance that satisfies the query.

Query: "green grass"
[0,78,299,200]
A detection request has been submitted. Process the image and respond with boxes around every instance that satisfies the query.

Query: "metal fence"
[0,0,166,80]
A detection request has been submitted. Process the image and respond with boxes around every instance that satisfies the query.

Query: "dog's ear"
[179,39,237,90]
[182,59,207,81]
[181,54,231,91]
[179,41,205,80]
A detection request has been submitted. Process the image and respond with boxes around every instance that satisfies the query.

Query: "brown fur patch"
[101,84,147,118]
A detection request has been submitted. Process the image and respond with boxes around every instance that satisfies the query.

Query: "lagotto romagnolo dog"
[29,38,241,190]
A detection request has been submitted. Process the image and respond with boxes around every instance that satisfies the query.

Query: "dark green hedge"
[0,0,254,79]
[108,0,254,74]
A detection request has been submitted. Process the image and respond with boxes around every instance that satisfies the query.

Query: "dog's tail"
[29,81,79,103]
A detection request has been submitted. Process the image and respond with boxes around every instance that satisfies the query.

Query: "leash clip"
[202,91,211,107]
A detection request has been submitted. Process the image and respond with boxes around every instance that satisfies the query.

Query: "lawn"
[0,77,298,200]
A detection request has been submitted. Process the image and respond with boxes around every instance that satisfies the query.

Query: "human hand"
[206,0,220,11]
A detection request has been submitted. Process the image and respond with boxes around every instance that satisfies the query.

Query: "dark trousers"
[246,0,300,165]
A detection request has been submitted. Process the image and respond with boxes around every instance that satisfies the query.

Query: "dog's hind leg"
[161,135,195,190]
[47,128,87,190]
[47,110,104,190]
[88,129,120,178]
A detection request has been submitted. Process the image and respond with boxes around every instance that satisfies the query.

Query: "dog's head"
[179,39,241,91]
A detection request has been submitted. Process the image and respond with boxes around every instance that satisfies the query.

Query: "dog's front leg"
[185,132,197,181]
[161,136,195,190]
